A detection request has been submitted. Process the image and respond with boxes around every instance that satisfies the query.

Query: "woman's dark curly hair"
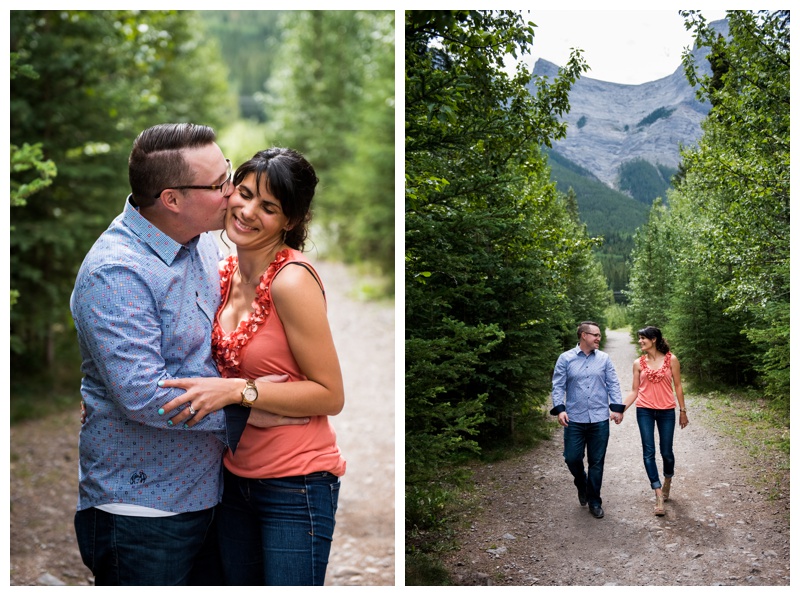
[232,147,318,251]
[638,326,670,354]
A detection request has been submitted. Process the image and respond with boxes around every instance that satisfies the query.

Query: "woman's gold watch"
[241,379,259,407]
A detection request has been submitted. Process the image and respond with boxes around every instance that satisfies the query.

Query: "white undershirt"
[96,503,178,517]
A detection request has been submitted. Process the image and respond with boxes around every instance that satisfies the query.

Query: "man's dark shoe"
[578,490,587,507]
[589,505,604,519]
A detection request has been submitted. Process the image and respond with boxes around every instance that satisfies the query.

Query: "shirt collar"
[123,195,199,265]
[574,343,596,356]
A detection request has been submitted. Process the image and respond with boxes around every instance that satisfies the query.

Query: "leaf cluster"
[10,10,237,371]
[405,11,610,536]
[627,11,789,404]
[266,11,396,283]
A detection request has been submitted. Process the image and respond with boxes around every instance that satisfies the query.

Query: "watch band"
[241,379,258,407]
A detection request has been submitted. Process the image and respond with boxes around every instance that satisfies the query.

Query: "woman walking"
[623,326,688,516]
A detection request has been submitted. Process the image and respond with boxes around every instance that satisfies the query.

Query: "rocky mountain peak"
[531,19,727,189]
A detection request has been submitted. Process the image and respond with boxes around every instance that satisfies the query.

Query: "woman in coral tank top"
[159,148,345,585]
[623,326,688,517]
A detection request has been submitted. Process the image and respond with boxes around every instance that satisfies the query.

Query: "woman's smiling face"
[638,335,654,351]
[225,172,290,250]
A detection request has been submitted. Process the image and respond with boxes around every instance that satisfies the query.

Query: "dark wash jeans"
[636,406,676,489]
[218,467,340,586]
[74,506,223,585]
[563,419,610,508]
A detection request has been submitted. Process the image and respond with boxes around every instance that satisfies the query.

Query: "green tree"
[268,11,395,281]
[10,52,58,312]
[679,10,789,403]
[405,9,599,505]
[625,198,675,333]
[10,10,236,373]
[199,11,286,121]
[626,12,788,403]
[662,187,756,385]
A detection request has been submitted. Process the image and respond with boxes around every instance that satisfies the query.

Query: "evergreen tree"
[405,9,601,495]
[679,10,789,403]
[10,10,236,373]
[268,11,395,280]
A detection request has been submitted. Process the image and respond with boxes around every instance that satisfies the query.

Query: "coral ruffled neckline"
[640,351,672,384]
[211,249,290,378]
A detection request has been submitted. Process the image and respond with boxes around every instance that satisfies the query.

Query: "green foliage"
[10,10,237,375]
[406,9,610,556]
[605,303,629,330]
[546,149,649,236]
[617,158,676,205]
[10,143,57,209]
[625,198,674,332]
[405,552,453,586]
[636,106,676,127]
[198,11,286,121]
[625,11,789,402]
[267,11,395,284]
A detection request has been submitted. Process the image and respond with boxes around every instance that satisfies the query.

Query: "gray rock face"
[531,19,728,188]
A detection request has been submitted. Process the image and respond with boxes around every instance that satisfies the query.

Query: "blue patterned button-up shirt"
[550,345,624,422]
[70,197,247,513]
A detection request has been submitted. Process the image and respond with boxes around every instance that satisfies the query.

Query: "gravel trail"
[441,329,789,586]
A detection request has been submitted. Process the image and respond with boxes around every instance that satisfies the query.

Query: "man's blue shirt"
[550,345,624,422]
[70,197,247,513]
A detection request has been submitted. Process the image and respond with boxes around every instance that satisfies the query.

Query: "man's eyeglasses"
[153,159,232,199]
[583,332,602,338]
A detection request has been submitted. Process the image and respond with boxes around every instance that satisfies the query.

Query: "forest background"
[405,10,789,583]
[9,10,395,422]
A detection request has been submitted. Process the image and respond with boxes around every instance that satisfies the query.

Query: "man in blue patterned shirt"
[550,321,624,519]
[70,123,285,585]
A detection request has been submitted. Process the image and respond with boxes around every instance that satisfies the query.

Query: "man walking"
[550,321,624,519]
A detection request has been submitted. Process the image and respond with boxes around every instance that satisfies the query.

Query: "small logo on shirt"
[130,470,147,485]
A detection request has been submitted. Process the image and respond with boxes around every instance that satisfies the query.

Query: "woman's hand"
[248,409,310,429]
[679,410,689,429]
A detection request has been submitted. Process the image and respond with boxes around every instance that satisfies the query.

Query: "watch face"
[243,387,257,401]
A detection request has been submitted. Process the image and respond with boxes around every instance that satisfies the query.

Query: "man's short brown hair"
[128,123,216,208]
[577,321,600,340]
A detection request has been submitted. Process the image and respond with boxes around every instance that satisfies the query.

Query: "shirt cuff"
[550,404,566,416]
[609,403,625,413]
[223,404,250,453]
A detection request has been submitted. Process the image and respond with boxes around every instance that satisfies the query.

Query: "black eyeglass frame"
[153,159,232,199]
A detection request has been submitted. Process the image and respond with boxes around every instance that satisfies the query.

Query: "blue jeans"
[217,467,340,585]
[74,507,223,585]
[563,420,610,508]
[636,407,676,489]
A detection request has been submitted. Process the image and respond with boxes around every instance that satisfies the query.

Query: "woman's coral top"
[213,248,346,479]
[636,352,676,410]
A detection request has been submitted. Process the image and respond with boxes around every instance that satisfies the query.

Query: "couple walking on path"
[550,321,689,519]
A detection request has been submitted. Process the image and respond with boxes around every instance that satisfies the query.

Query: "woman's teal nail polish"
[158,380,164,387]
[167,420,173,426]
[158,408,165,415]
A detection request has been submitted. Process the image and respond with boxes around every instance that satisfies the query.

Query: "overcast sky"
[518,9,729,85]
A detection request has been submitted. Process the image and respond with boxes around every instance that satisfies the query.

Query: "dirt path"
[9,260,395,586]
[441,329,790,586]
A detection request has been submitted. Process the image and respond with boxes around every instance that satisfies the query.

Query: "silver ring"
[188,403,196,416]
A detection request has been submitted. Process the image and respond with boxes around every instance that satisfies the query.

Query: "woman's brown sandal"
[663,477,672,501]
[654,493,665,516]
